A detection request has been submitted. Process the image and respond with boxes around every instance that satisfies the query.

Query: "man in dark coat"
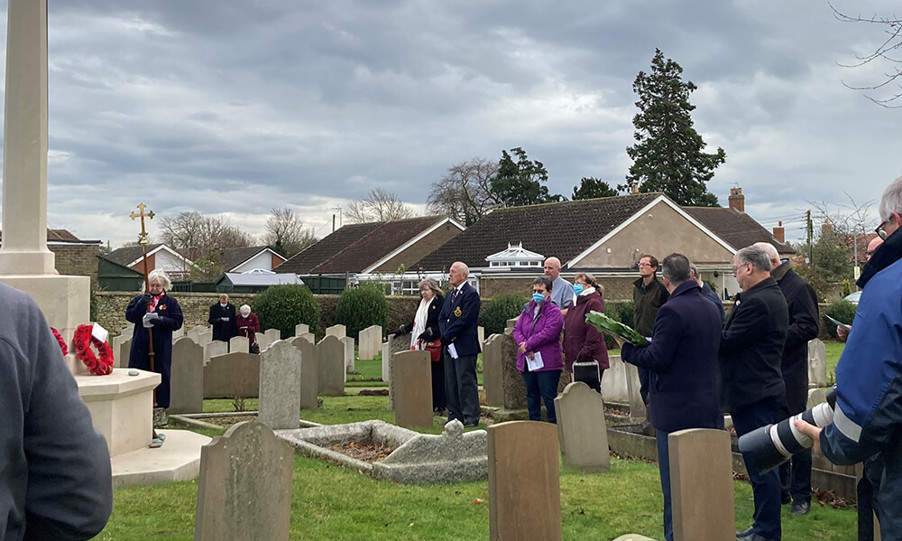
[439,261,481,427]
[209,294,236,342]
[620,253,722,541]
[756,242,819,516]
[720,245,789,541]
[690,264,725,321]
[632,254,669,408]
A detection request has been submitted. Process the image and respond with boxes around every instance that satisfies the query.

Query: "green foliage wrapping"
[335,285,390,340]
[253,284,321,338]
[824,299,857,339]
[480,292,529,335]
[585,311,648,346]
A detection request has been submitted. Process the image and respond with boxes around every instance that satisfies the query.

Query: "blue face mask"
[532,292,545,304]
[573,284,584,295]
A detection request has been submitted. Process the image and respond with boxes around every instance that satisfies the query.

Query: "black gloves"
[417,328,433,341]
[142,294,153,304]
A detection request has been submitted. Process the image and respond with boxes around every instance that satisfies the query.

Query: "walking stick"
[129,203,157,388]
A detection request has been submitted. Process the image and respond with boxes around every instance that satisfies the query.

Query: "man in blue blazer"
[439,261,482,427]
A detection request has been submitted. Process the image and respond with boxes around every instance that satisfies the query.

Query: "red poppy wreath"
[50,326,68,356]
[73,324,114,376]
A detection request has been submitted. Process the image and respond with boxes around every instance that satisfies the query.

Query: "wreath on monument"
[50,327,68,356]
[73,324,114,376]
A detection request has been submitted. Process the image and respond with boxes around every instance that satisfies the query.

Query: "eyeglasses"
[732,262,750,276]
[637,263,654,268]
[876,218,891,240]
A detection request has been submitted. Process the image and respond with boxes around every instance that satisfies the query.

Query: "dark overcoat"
[126,292,184,408]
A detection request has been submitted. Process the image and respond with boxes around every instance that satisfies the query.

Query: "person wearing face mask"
[209,294,237,343]
[236,304,261,354]
[513,276,564,423]
[562,272,608,393]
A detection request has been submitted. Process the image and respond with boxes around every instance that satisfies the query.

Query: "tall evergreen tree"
[490,147,563,207]
[622,49,725,206]
[572,177,619,200]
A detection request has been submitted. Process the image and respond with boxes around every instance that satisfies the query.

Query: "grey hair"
[418,278,443,297]
[452,261,470,277]
[240,304,251,315]
[532,276,553,292]
[878,175,902,222]
[661,253,691,284]
[735,245,772,272]
[147,269,172,290]
[689,265,699,279]
[753,241,780,263]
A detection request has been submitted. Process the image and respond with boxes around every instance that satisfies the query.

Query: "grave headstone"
[291,336,319,409]
[669,428,735,541]
[114,335,130,369]
[197,330,213,347]
[229,335,249,354]
[555,382,609,472]
[317,335,345,396]
[358,325,381,361]
[171,327,184,341]
[187,325,207,343]
[264,328,281,345]
[205,341,228,363]
[808,338,827,387]
[195,421,292,541]
[505,318,518,331]
[382,341,391,382]
[256,331,271,353]
[294,323,309,337]
[203,352,260,399]
[392,350,433,428]
[259,340,301,430]
[482,334,504,407]
[386,333,411,404]
[600,355,631,403]
[624,361,647,420]
[297,332,314,344]
[340,336,355,373]
[488,421,561,541]
[478,325,485,348]
[325,324,346,339]
[501,329,526,409]
[169,337,204,414]
[807,387,828,409]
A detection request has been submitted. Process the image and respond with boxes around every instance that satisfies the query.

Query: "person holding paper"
[617,253,722,541]
[513,277,564,424]
[439,262,482,427]
[209,293,237,342]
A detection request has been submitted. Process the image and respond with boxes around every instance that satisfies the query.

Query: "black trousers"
[444,352,479,425]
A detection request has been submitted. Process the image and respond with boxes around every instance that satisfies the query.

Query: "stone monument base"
[76,368,161,457]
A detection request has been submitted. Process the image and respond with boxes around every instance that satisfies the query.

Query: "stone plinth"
[76,368,161,457]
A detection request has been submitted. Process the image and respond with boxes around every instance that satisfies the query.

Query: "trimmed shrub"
[480,293,528,336]
[842,279,851,297]
[823,299,857,338]
[616,301,635,329]
[253,284,321,338]
[335,284,390,340]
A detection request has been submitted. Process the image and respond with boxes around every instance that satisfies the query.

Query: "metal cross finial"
[129,203,155,245]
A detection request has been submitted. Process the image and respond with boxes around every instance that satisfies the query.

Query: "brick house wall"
[51,243,101,285]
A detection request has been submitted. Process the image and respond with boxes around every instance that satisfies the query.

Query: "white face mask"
[220,303,227,308]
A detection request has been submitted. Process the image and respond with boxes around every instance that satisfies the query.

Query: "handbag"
[424,340,442,362]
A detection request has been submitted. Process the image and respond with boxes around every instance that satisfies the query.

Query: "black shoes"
[790,501,810,515]
[737,534,778,541]
[736,526,755,537]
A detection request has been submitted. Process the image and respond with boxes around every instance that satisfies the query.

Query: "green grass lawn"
[825,340,843,381]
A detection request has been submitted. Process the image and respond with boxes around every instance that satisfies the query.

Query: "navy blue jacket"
[700,282,725,321]
[772,263,819,414]
[126,292,184,408]
[438,283,481,357]
[622,281,723,432]
[718,276,788,414]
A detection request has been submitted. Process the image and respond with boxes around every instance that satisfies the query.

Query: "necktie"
[451,287,459,303]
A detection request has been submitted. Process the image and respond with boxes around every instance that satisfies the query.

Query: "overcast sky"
[1,0,900,248]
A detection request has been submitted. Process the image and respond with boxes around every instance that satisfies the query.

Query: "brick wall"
[478,273,638,302]
[52,244,101,285]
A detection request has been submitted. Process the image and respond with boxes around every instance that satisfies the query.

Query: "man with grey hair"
[689,265,724,321]
[619,253,722,541]
[543,256,574,312]
[439,261,482,427]
[720,244,789,541]
[754,242,819,515]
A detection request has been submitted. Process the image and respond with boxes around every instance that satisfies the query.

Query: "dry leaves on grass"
[329,441,394,462]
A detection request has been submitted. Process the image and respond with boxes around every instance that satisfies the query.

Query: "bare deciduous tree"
[832,4,902,106]
[262,207,317,257]
[426,158,501,225]
[345,187,413,223]
[158,211,254,259]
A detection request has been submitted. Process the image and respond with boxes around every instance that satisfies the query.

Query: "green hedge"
[253,284,321,338]
[335,285,390,340]
[823,299,856,338]
[479,292,528,336]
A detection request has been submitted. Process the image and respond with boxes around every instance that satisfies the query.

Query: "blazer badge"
[454,306,462,317]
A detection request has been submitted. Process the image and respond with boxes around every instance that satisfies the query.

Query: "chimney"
[728,187,745,212]
[631,184,640,195]
[772,221,785,243]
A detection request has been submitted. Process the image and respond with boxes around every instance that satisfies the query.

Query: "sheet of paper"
[527,351,544,371]
[824,314,851,331]
[92,323,109,344]
[448,343,458,359]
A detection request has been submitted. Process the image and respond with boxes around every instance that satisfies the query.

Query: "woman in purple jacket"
[514,277,564,423]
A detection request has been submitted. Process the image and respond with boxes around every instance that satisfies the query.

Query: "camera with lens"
[737,387,837,473]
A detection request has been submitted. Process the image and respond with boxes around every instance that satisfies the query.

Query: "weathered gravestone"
[340,336,355,373]
[229,335,249,354]
[197,329,213,348]
[555,382,609,472]
[808,338,827,387]
[317,335,345,396]
[807,387,827,409]
[172,327,184,341]
[600,354,631,403]
[381,341,390,382]
[482,334,504,407]
[384,333,411,391]
[114,335,130,369]
[264,328,281,345]
[358,325,381,361]
[186,325,207,343]
[325,324,345,338]
[256,331,271,353]
[501,329,526,410]
[392,350,433,428]
[195,421,292,541]
[624,360,647,421]
[205,340,228,364]
[488,421,561,541]
[258,340,301,430]
[290,336,319,409]
[296,332,314,344]
[478,325,485,348]
[203,352,260,399]
[294,323,309,336]
[169,337,204,414]
[669,428,735,541]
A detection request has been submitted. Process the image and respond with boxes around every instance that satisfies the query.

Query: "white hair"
[452,261,469,277]
[753,242,780,264]
[240,304,251,315]
[879,175,902,222]
[146,269,172,290]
